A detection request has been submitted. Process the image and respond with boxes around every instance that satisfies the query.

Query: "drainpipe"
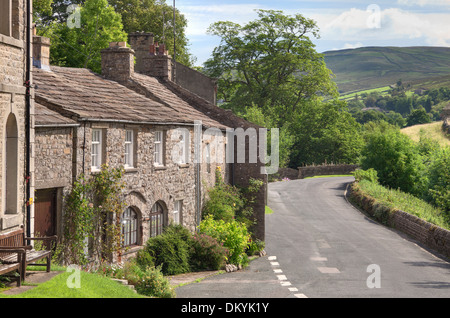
[25,0,32,238]
[194,121,201,229]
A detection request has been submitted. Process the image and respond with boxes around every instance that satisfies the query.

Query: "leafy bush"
[143,225,192,275]
[246,238,265,256]
[135,248,155,270]
[123,261,175,298]
[352,168,378,183]
[198,216,250,267]
[189,233,229,271]
[202,168,244,222]
[426,147,450,215]
[360,128,427,196]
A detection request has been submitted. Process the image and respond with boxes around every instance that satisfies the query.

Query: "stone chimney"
[129,32,172,80]
[101,42,135,83]
[32,33,51,71]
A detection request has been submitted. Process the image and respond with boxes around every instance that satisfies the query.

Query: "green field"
[401,121,450,147]
[339,86,391,101]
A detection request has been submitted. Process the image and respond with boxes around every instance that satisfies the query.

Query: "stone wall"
[173,61,217,105]
[298,164,359,179]
[0,0,33,235]
[34,127,73,190]
[348,182,450,259]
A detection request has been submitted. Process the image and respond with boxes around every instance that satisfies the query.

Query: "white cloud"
[179,4,265,36]
[316,7,450,47]
[397,0,450,6]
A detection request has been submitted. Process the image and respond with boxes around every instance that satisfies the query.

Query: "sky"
[173,0,450,66]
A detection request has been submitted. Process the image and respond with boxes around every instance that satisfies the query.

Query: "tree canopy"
[34,0,195,71]
[203,10,362,167]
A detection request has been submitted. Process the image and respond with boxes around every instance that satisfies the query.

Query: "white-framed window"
[154,131,164,166]
[124,130,134,168]
[173,200,182,225]
[179,129,190,164]
[205,143,211,173]
[91,129,102,170]
[121,207,138,247]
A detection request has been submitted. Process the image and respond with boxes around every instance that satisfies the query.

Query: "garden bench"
[0,247,25,287]
[0,228,57,284]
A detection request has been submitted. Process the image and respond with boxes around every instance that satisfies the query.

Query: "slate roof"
[127,73,261,131]
[35,102,78,127]
[33,66,229,129]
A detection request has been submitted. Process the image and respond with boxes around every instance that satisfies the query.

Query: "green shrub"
[426,146,450,215]
[202,168,244,222]
[198,216,250,267]
[246,238,265,256]
[144,225,192,275]
[135,248,155,270]
[123,261,175,298]
[352,168,378,183]
[189,233,229,271]
[361,128,427,196]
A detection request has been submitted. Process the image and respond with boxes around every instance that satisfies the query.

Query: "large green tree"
[35,0,194,67]
[38,0,127,74]
[204,9,338,118]
[203,10,362,167]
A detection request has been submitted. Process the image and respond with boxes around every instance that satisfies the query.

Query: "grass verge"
[0,270,147,298]
[351,179,449,231]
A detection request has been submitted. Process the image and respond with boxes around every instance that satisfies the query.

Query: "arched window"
[5,113,18,215]
[121,207,138,247]
[150,202,165,237]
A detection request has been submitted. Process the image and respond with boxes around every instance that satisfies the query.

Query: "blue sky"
[173,0,450,66]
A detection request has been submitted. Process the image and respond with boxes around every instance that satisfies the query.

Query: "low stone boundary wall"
[276,168,300,180]
[298,164,359,179]
[348,182,450,259]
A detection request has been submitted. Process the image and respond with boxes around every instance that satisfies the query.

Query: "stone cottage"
[32,34,267,260]
[0,0,35,238]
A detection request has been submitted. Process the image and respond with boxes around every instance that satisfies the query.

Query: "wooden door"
[34,189,57,239]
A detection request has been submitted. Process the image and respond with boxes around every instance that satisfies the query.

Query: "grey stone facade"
[0,0,34,236]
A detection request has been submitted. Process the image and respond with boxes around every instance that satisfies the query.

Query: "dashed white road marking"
[310,256,328,262]
[269,256,306,297]
[270,261,280,266]
[273,269,283,273]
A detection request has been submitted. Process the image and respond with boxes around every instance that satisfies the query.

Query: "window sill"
[178,163,190,169]
[124,167,138,173]
[122,245,143,256]
[90,168,101,175]
[154,165,167,171]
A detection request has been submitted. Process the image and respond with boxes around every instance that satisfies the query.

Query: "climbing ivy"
[57,165,126,266]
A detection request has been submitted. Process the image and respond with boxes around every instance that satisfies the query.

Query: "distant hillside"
[323,46,450,94]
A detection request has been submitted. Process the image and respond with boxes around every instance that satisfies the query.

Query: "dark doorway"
[34,188,57,242]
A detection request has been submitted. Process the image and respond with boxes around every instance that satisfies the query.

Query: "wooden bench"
[0,228,57,284]
[0,247,25,287]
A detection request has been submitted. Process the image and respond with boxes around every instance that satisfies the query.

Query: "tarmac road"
[175,177,450,299]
